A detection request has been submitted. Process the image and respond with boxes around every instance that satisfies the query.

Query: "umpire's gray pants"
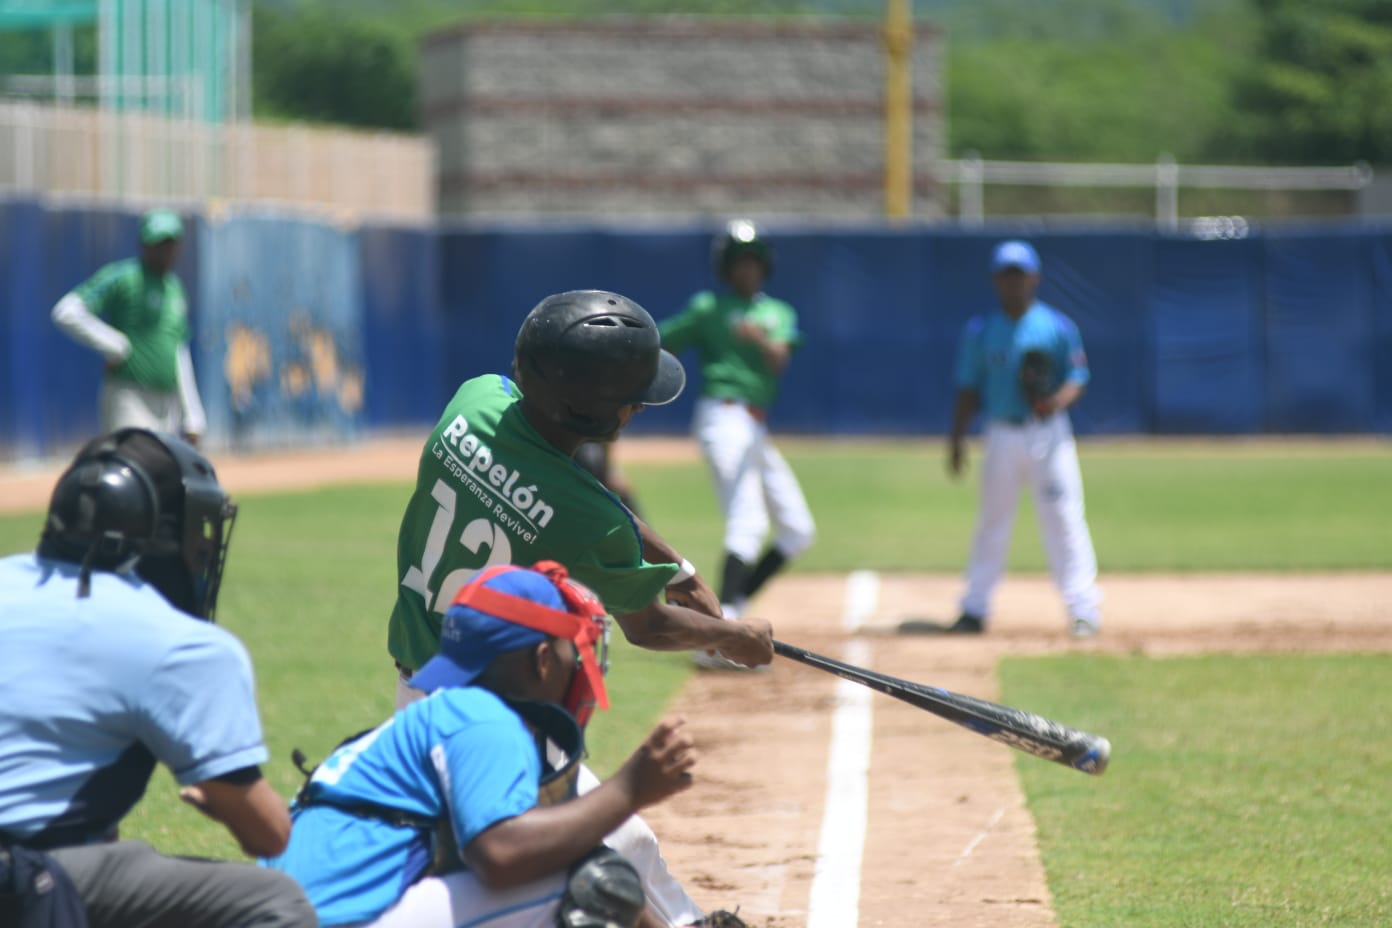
[49,840,316,928]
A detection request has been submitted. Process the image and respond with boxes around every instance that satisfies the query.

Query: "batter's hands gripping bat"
[773,640,1110,776]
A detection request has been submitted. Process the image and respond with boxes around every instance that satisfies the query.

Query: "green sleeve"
[72,262,130,319]
[658,291,715,354]
[766,299,802,347]
[567,522,677,615]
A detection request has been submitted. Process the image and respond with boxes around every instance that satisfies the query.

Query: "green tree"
[252,3,417,130]
[947,2,1251,162]
[1229,0,1392,163]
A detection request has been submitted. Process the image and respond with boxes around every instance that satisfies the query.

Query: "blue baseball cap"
[140,209,183,245]
[991,240,1040,274]
[409,567,566,694]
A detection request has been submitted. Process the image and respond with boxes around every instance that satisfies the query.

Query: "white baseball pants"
[692,396,815,564]
[340,868,565,927]
[959,414,1101,626]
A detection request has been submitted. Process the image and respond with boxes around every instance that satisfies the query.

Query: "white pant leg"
[959,424,1027,620]
[693,398,768,563]
[757,437,816,559]
[100,381,182,433]
[1028,417,1101,623]
[575,765,702,927]
[352,870,565,928]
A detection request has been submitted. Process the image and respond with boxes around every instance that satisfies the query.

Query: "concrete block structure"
[419,17,945,219]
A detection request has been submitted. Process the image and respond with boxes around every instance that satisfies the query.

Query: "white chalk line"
[805,569,878,928]
[953,806,1007,867]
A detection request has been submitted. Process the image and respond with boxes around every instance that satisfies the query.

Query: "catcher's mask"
[410,561,612,727]
[38,428,237,621]
[514,289,685,440]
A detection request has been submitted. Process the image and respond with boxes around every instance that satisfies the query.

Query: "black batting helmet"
[514,290,685,440]
[713,218,772,279]
[38,429,237,621]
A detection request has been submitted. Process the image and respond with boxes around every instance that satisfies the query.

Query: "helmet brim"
[639,349,686,407]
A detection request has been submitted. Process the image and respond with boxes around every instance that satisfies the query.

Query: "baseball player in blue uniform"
[267,561,733,928]
[945,240,1102,638]
[0,429,313,927]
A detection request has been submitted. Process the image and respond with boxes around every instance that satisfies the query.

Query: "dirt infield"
[651,570,1392,927]
[4,437,1388,926]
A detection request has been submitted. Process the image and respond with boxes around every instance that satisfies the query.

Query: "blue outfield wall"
[2,198,1390,459]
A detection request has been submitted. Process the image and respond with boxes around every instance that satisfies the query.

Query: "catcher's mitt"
[558,847,645,928]
[1018,349,1054,410]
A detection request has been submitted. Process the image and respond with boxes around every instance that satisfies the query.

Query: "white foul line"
[953,807,1006,867]
[806,570,879,928]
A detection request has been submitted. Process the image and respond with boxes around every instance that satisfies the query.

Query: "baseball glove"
[1018,349,1054,412]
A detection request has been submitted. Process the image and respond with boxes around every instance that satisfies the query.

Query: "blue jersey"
[953,301,1090,423]
[264,687,544,926]
[0,553,268,848]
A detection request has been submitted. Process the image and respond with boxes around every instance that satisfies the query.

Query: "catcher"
[943,239,1103,638]
[267,562,744,928]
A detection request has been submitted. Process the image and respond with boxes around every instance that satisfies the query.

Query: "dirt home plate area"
[3,437,1389,927]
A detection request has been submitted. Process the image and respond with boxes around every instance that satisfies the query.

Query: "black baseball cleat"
[895,613,985,635]
[694,909,749,927]
[945,613,985,634]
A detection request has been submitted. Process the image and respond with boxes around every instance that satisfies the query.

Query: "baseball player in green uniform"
[387,289,770,927]
[659,221,815,667]
[51,209,206,443]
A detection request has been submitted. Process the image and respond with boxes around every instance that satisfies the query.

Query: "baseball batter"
[946,240,1102,638]
[50,210,207,443]
[387,290,770,926]
[658,220,815,665]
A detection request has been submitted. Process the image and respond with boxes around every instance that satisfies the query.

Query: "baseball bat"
[773,639,1110,776]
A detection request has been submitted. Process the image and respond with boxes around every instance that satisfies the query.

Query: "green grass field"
[1,438,1389,924]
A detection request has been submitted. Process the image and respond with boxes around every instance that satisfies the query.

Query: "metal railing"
[0,101,436,220]
[940,153,1374,229]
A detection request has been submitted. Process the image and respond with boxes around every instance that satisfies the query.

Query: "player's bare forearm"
[948,390,979,477]
[1048,380,1084,413]
[616,601,774,666]
[636,519,721,616]
[463,718,695,889]
[635,517,680,565]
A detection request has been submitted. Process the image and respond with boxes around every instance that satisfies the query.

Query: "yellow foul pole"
[883,0,914,220]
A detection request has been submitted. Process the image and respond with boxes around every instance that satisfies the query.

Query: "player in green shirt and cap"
[659,221,816,668]
[52,208,206,444]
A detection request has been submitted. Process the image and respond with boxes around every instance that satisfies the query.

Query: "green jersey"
[74,258,189,391]
[388,374,679,671]
[659,290,801,410]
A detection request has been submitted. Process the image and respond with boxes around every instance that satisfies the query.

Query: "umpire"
[0,429,314,927]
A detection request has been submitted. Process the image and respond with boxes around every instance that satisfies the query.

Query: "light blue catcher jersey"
[953,301,1091,422]
[0,554,268,847]
[263,687,544,927]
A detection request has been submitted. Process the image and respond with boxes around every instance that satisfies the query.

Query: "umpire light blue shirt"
[263,687,546,926]
[953,301,1091,423]
[0,553,268,847]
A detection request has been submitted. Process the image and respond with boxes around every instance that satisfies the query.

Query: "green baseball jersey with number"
[388,374,679,672]
[74,258,189,391]
[659,290,801,409]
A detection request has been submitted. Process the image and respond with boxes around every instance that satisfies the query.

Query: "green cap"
[140,210,183,245]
